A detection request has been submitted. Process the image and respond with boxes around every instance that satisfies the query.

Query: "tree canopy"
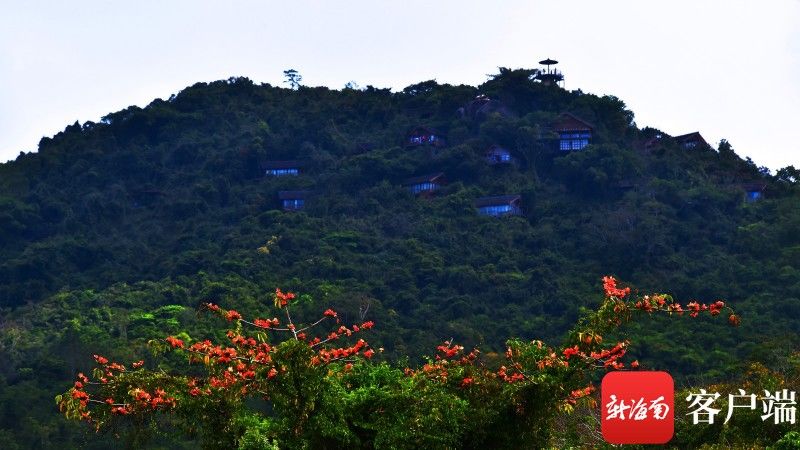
[0,69,798,448]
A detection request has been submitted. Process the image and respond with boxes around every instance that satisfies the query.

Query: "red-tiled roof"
[552,112,594,131]
[402,172,445,186]
[485,144,510,154]
[475,194,521,208]
[740,182,767,192]
[673,132,708,147]
[277,190,310,200]
[261,160,304,170]
[407,126,443,136]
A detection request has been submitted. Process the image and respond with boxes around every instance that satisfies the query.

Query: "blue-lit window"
[282,199,304,210]
[410,135,439,144]
[266,168,299,176]
[478,205,521,216]
[487,150,512,164]
[410,182,439,194]
[559,131,591,151]
[746,191,762,202]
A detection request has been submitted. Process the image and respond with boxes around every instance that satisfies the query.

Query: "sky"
[1,0,798,170]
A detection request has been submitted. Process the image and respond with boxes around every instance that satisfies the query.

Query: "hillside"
[1,70,799,448]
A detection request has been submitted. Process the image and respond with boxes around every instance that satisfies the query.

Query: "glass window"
[410,182,439,194]
[747,191,761,201]
[283,199,304,210]
[267,168,299,176]
[478,204,522,216]
[559,131,591,151]
[479,205,511,216]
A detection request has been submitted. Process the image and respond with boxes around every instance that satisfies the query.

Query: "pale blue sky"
[1,1,798,169]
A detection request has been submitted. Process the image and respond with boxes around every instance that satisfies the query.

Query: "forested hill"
[0,70,799,446]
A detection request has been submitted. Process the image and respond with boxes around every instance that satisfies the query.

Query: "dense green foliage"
[1,70,799,448]
[54,284,785,450]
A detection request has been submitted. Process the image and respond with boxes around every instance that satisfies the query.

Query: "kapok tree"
[57,277,738,449]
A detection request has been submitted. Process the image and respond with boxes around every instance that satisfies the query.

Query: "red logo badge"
[601,371,674,444]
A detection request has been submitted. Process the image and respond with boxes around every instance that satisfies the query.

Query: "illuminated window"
[746,191,762,202]
[559,131,591,151]
[282,199,304,210]
[410,182,440,194]
[478,204,521,216]
[487,149,512,163]
[266,168,299,176]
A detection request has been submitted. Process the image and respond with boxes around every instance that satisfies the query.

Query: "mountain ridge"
[0,69,798,447]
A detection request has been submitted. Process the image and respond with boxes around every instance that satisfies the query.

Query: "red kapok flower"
[569,385,595,399]
[562,345,580,359]
[165,336,184,348]
[111,406,130,415]
[602,276,631,298]
[274,288,296,307]
[254,318,276,328]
